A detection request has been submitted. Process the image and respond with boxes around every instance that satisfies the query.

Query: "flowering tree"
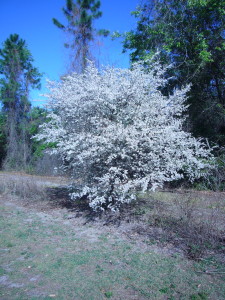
[36,61,212,211]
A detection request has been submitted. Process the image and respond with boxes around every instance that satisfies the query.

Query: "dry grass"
[143,191,225,260]
[0,173,47,200]
[94,190,225,261]
[0,171,72,202]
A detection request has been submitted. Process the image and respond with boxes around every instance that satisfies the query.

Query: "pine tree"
[0,112,6,167]
[0,34,42,169]
[53,0,108,72]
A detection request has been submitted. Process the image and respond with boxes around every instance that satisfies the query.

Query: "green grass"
[0,203,224,300]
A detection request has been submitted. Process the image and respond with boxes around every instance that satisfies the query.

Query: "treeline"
[0,0,224,188]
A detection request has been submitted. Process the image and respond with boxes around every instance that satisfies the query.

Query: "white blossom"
[35,61,213,211]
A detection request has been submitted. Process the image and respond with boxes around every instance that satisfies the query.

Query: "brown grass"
[0,173,47,200]
[92,190,225,261]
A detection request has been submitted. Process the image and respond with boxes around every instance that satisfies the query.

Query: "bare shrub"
[203,150,225,191]
[33,152,64,176]
[165,192,224,259]
[115,192,225,260]
[173,193,199,221]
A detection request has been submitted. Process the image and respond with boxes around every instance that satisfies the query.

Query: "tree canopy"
[53,0,108,72]
[0,34,42,169]
[123,0,225,145]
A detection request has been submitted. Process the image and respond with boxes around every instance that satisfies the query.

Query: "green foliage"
[123,0,225,145]
[33,142,57,159]
[52,18,65,29]
[104,291,113,298]
[190,292,208,300]
[197,148,225,191]
[28,106,47,136]
[0,34,41,106]
[53,0,108,72]
[0,34,42,169]
[27,107,57,159]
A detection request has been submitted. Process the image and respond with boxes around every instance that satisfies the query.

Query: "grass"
[0,201,225,300]
[0,173,224,299]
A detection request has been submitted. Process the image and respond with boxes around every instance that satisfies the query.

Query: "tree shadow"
[46,185,100,222]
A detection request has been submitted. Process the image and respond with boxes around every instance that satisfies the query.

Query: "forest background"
[0,0,224,191]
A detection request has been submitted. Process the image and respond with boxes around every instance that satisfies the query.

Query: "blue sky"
[0,0,139,106]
